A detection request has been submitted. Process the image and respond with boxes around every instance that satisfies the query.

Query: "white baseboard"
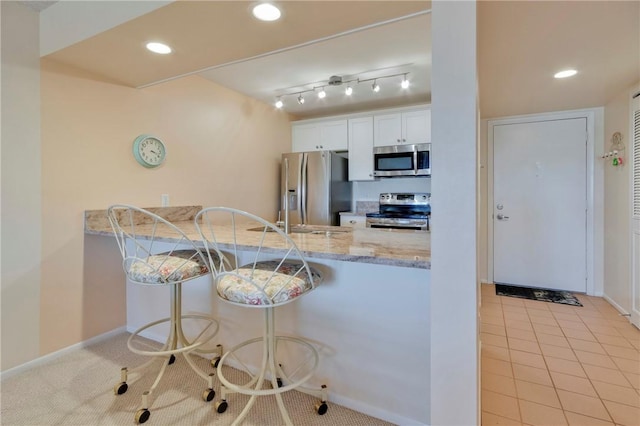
[480,280,493,285]
[328,393,427,425]
[603,294,630,318]
[0,326,127,381]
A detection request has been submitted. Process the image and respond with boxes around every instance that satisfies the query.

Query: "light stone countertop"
[85,207,430,269]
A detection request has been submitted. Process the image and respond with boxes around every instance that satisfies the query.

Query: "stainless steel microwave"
[373,143,431,177]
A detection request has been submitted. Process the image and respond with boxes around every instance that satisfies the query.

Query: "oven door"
[366,217,429,231]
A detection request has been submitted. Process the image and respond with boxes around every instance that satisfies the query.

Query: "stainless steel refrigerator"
[281,151,352,226]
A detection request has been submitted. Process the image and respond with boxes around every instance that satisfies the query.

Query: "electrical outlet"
[161,194,169,207]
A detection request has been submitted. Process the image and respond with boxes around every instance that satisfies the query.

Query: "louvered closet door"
[631,94,640,329]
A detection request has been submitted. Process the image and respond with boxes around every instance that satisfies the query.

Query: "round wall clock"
[132,135,166,168]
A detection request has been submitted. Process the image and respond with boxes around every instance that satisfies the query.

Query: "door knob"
[496,214,510,220]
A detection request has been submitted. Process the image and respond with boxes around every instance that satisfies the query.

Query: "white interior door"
[493,118,587,292]
[630,95,640,328]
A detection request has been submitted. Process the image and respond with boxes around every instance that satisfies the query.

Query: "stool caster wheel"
[315,401,328,415]
[215,400,228,413]
[113,382,128,395]
[211,357,220,369]
[277,378,283,388]
[135,408,150,424]
[168,354,176,365]
[202,388,215,402]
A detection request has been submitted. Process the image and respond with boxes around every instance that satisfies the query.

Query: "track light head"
[401,75,410,89]
[345,86,353,96]
[297,94,305,104]
[372,80,380,92]
[318,88,326,99]
[275,98,283,108]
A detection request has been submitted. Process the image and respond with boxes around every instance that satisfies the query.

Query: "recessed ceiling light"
[252,3,281,21]
[146,42,172,54]
[554,69,577,79]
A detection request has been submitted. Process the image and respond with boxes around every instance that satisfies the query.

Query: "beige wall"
[1,1,42,371]
[603,81,640,312]
[39,59,292,355]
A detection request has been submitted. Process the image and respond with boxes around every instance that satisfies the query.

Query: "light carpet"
[0,332,394,426]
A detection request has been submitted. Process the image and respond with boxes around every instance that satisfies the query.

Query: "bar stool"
[194,207,328,425]
[107,204,224,424]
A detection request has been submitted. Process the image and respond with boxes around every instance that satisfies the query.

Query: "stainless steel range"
[366,192,430,231]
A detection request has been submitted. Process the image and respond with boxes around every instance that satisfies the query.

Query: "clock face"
[133,135,166,168]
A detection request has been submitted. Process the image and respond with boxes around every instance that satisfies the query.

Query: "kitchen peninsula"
[85,206,430,269]
[84,206,431,425]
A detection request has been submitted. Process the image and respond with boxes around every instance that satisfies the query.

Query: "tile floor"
[480,284,640,425]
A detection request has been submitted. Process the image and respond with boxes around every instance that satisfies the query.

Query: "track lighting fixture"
[274,71,410,108]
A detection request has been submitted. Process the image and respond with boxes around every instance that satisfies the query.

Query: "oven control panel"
[379,192,430,206]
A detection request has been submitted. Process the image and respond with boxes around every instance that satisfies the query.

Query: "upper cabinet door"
[292,123,321,152]
[319,119,348,151]
[373,109,431,147]
[403,109,431,145]
[292,119,347,152]
[373,113,402,146]
[348,116,375,181]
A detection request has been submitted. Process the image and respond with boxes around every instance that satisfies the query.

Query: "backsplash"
[352,177,431,209]
[355,201,379,214]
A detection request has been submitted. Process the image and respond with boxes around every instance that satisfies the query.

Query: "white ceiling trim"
[136,9,431,90]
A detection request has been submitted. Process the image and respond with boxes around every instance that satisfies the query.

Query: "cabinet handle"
[349,220,356,224]
[402,138,406,142]
[397,138,401,143]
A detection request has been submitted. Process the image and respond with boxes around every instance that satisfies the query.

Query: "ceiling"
[37,1,639,120]
[19,1,56,12]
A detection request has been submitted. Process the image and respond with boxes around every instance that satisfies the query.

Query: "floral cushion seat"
[127,249,214,284]
[217,261,322,306]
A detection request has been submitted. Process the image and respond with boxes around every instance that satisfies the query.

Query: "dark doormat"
[495,284,583,307]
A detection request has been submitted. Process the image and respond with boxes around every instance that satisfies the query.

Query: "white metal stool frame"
[108,204,224,424]
[195,207,329,426]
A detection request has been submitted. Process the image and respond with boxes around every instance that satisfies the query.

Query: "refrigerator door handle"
[301,153,307,225]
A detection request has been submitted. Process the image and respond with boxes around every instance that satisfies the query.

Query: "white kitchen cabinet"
[347,116,374,181]
[373,109,431,147]
[292,119,348,152]
[340,213,366,228]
